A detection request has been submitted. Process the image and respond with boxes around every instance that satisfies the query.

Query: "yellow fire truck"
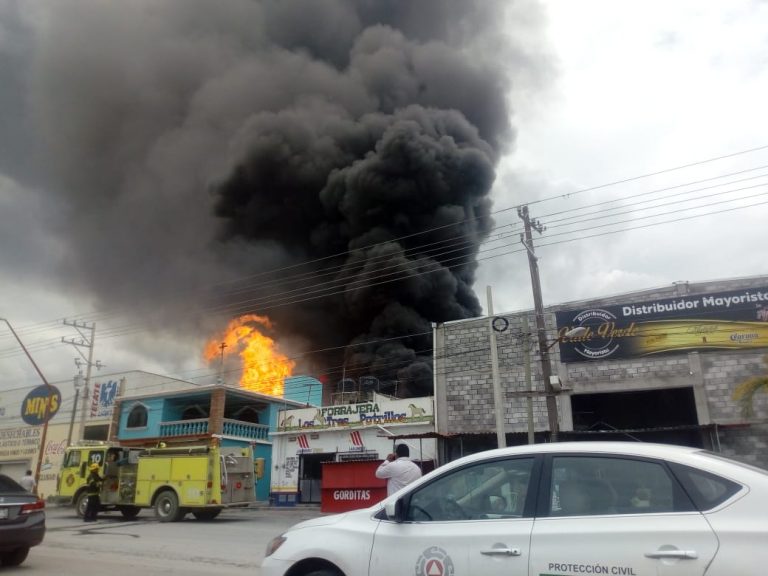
[56,442,260,521]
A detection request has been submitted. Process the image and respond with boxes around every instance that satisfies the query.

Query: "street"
[6,504,326,575]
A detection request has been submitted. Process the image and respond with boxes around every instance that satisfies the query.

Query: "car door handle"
[480,547,521,556]
[644,549,698,560]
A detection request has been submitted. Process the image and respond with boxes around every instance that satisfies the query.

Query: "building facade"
[113,384,307,501]
[434,275,768,466]
[270,393,436,505]
[0,370,198,497]
[0,369,319,499]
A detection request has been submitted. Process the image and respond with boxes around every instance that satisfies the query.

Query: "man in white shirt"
[375,444,422,496]
[19,470,36,493]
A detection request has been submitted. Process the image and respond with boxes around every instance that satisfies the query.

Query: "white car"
[262,441,768,576]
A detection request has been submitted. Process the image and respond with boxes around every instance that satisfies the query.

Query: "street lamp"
[0,318,56,491]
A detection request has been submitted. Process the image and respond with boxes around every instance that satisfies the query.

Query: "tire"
[192,509,221,521]
[154,490,184,522]
[75,491,89,518]
[118,505,141,519]
[0,546,30,567]
[305,570,342,576]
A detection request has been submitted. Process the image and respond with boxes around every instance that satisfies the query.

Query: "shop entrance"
[298,453,335,503]
[568,386,703,446]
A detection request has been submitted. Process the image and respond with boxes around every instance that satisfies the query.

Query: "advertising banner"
[555,286,768,362]
[277,395,433,433]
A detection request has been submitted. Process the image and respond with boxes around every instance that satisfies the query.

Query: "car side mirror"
[385,497,407,523]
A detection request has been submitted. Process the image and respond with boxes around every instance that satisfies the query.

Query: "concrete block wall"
[702,350,768,422]
[435,275,768,463]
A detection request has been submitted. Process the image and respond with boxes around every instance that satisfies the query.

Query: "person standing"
[19,470,36,493]
[375,444,422,496]
[84,463,103,522]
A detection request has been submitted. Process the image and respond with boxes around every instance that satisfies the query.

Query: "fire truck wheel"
[192,509,221,521]
[118,506,141,519]
[75,491,89,518]
[154,490,184,522]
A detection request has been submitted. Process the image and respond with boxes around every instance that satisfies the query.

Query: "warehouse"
[433,275,768,466]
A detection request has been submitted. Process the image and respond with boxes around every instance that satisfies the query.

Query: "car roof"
[442,441,705,472]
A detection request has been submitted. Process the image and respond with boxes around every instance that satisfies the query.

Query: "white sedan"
[262,442,767,576]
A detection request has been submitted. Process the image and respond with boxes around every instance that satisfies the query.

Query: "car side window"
[668,463,742,511]
[550,456,695,517]
[406,457,533,522]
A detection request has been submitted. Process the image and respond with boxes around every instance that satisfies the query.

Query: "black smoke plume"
[5,0,552,396]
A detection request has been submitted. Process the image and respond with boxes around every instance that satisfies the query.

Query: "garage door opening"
[568,387,703,447]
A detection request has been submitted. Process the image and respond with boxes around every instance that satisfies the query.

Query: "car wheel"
[118,505,141,519]
[0,546,30,567]
[154,490,184,522]
[305,570,342,576]
[75,491,89,518]
[192,509,221,521]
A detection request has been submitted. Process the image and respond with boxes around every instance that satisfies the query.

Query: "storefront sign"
[90,379,119,418]
[20,385,61,424]
[0,427,41,458]
[278,396,433,432]
[556,286,768,362]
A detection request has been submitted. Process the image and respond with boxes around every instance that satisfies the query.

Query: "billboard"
[555,286,768,362]
[277,395,433,433]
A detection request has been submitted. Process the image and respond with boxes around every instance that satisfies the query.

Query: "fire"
[204,314,295,396]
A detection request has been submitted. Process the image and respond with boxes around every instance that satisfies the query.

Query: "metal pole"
[77,323,96,441]
[519,205,559,441]
[66,374,82,446]
[0,318,54,491]
[487,286,506,448]
[522,316,535,444]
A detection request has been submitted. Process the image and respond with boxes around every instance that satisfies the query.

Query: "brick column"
[209,386,226,435]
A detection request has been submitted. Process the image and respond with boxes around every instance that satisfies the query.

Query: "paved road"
[7,504,327,575]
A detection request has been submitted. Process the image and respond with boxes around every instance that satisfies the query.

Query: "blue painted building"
[111,384,308,501]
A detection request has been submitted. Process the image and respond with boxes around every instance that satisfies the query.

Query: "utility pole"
[0,318,55,491]
[522,315,535,444]
[66,371,84,446]
[487,286,506,448]
[62,320,99,441]
[518,205,559,442]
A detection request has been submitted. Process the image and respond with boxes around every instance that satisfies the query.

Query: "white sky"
[480,0,768,312]
[2,0,767,394]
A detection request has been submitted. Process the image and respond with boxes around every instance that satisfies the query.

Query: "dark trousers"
[84,494,100,520]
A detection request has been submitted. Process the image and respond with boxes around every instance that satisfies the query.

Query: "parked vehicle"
[0,474,45,567]
[56,442,257,521]
[263,441,768,576]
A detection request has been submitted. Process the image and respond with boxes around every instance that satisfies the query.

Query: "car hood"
[286,507,377,532]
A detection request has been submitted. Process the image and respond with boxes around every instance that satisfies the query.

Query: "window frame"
[126,402,149,429]
[667,461,745,511]
[396,454,542,523]
[536,452,697,518]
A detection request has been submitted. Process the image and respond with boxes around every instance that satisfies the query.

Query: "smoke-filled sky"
[2,0,768,398]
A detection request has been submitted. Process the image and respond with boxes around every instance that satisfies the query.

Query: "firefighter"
[84,462,103,522]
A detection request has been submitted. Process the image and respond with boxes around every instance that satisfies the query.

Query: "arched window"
[126,404,148,428]
[181,405,208,420]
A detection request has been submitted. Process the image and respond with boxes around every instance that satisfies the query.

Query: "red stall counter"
[321,460,388,513]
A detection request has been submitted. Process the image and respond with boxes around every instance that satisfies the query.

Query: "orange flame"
[204,314,295,396]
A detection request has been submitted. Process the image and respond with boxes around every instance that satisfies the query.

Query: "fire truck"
[56,441,261,521]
